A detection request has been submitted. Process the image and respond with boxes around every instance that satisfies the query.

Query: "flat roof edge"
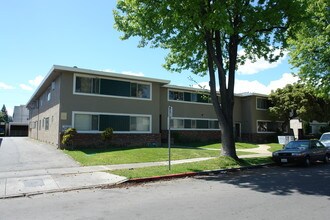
[53,65,171,84]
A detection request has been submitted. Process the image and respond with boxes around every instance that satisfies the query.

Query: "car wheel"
[324,154,329,164]
[303,156,311,167]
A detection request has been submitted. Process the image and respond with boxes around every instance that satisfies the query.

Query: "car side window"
[311,141,317,149]
[315,141,324,148]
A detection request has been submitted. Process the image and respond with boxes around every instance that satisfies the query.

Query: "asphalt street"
[1,164,329,220]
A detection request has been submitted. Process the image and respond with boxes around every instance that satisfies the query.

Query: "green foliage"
[0,105,9,123]
[61,128,77,149]
[269,83,330,127]
[320,125,330,133]
[114,0,304,158]
[288,0,330,97]
[101,127,113,142]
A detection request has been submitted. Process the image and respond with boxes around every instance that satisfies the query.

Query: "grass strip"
[110,156,273,179]
[64,146,254,166]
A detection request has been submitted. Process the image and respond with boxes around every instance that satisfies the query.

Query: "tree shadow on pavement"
[195,164,330,197]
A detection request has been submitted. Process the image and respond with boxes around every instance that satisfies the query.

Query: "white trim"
[73,73,153,101]
[72,111,152,134]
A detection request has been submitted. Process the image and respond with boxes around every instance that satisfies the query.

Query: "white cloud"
[237,50,287,75]
[234,73,298,94]
[192,73,298,95]
[19,84,33,91]
[28,75,44,87]
[0,82,14,90]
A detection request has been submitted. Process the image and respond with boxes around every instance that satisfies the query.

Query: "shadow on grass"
[195,163,330,197]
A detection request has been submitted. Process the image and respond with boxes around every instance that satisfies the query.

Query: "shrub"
[101,127,113,142]
[61,128,77,149]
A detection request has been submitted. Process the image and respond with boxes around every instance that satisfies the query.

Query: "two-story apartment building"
[27,65,286,147]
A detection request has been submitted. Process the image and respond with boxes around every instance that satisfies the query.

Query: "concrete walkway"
[237,144,272,158]
[0,145,272,199]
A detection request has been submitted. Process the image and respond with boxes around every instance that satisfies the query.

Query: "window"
[75,75,151,99]
[257,121,287,133]
[169,90,211,103]
[169,91,184,101]
[73,112,151,133]
[171,118,219,130]
[171,119,184,129]
[74,114,99,131]
[75,76,100,94]
[130,116,150,131]
[47,92,51,101]
[45,117,49,130]
[130,83,151,99]
[209,120,219,129]
[256,98,271,110]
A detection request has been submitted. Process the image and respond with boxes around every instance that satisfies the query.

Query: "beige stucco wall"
[29,104,60,146]
[28,75,61,146]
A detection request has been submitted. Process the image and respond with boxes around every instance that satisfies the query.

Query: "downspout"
[37,98,39,140]
[57,72,62,148]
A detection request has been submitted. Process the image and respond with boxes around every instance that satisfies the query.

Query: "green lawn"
[185,142,259,149]
[110,156,273,179]
[64,145,255,166]
[266,143,283,152]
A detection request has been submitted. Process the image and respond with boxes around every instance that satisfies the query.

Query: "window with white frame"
[170,118,219,130]
[169,90,211,103]
[74,114,99,131]
[256,97,271,110]
[75,76,100,94]
[257,120,287,133]
[73,112,151,133]
[74,75,151,100]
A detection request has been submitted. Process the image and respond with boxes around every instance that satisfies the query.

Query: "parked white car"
[320,132,330,147]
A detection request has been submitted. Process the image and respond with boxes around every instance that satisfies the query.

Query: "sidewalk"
[0,157,213,199]
[0,145,272,199]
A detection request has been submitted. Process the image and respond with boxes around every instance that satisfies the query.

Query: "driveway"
[0,137,79,172]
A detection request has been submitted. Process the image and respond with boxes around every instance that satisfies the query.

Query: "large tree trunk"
[220,117,238,160]
[205,31,239,160]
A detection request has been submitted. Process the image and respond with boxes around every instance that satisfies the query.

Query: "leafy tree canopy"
[269,83,330,126]
[114,0,305,159]
[288,0,330,97]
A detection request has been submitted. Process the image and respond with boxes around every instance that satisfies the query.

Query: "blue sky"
[0,0,298,116]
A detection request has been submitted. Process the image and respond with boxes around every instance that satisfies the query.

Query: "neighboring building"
[8,105,29,136]
[13,105,29,123]
[27,65,286,147]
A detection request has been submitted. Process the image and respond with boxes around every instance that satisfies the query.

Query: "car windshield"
[285,141,309,150]
[320,134,330,141]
